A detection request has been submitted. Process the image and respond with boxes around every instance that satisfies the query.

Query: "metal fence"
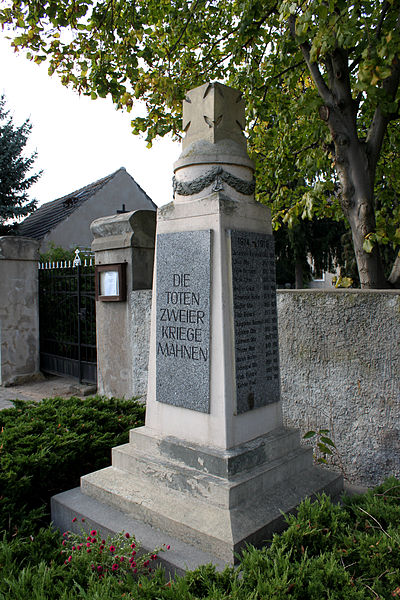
[38,250,97,384]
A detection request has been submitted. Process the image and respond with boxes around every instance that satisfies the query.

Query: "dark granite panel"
[156,230,211,413]
[230,230,280,413]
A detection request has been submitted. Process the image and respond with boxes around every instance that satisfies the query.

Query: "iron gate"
[38,250,97,383]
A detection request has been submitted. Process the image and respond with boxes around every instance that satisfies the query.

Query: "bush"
[0,395,145,535]
[1,480,399,599]
[1,394,399,599]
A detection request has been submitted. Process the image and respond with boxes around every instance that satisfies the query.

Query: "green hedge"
[1,480,400,599]
[0,395,145,535]
[1,395,399,599]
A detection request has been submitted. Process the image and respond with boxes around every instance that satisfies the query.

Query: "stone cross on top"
[182,82,246,150]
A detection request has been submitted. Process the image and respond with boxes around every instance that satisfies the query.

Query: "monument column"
[145,82,282,449]
[56,82,342,571]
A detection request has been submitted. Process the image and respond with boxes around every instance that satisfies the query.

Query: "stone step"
[128,425,304,476]
[111,440,313,508]
[80,463,343,563]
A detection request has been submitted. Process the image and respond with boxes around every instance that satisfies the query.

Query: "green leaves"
[0,395,145,536]
[1,0,400,284]
[303,428,337,465]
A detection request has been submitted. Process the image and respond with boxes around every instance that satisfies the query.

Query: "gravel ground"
[0,374,97,410]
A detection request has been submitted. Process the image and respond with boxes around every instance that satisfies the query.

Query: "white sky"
[0,35,181,208]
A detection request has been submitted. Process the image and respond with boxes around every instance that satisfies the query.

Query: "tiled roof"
[18,168,130,240]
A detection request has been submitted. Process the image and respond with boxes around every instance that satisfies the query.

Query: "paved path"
[0,375,97,410]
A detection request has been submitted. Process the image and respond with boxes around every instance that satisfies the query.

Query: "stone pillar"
[91,210,156,398]
[0,236,40,386]
[146,83,282,447]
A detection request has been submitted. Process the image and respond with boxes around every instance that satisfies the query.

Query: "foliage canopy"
[2,1,400,285]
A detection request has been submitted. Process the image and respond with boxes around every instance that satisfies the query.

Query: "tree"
[0,95,40,234]
[275,218,354,288]
[2,1,399,287]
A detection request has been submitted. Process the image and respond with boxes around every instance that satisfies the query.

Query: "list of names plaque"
[156,230,211,413]
[230,230,280,414]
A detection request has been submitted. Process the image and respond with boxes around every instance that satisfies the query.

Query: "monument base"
[51,425,343,568]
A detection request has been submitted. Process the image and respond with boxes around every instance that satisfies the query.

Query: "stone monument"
[52,82,342,571]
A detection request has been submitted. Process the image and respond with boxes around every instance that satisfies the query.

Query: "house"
[18,167,157,252]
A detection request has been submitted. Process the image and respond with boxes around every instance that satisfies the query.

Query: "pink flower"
[81,518,85,522]
[130,542,136,549]
[152,554,157,560]
[125,532,130,539]
[86,542,91,547]
[120,556,124,562]
[62,540,66,546]
[72,517,77,523]
[90,530,97,536]
[91,538,97,543]
[97,565,103,573]
[109,545,116,553]
[99,545,104,550]
[112,563,119,571]
[166,545,170,550]
[72,546,76,551]
[68,556,72,562]
[101,540,105,545]
[131,550,136,556]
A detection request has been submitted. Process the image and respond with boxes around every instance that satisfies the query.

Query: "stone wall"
[128,289,399,487]
[0,237,40,385]
[277,290,400,487]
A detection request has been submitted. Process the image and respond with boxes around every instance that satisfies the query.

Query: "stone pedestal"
[52,83,342,570]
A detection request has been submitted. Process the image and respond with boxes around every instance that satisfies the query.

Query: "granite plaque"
[156,230,211,413]
[230,230,280,414]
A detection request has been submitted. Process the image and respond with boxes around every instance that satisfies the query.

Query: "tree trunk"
[334,137,388,288]
[295,259,303,289]
[389,253,400,288]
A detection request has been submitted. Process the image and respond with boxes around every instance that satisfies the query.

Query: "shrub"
[0,395,145,535]
[0,480,399,599]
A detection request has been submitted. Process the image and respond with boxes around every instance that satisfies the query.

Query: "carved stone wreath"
[173,166,255,197]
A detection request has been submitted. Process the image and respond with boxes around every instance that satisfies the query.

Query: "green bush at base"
[0,395,145,535]
[0,396,399,599]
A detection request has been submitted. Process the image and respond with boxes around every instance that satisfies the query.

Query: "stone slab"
[51,487,226,578]
[156,230,211,413]
[230,230,280,413]
[111,441,312,509]
[128,426,303,477]
[79,462,342,563]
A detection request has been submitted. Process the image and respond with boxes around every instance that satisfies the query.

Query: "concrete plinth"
[52,424,342,566]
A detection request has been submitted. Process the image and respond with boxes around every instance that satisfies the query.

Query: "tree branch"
[375,0,390,40]
[288,14,333,105]
[258,60,303,89]
[366,8,400,173]
[167,0,200,57]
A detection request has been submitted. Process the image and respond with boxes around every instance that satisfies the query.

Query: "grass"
[0,395,399,599]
